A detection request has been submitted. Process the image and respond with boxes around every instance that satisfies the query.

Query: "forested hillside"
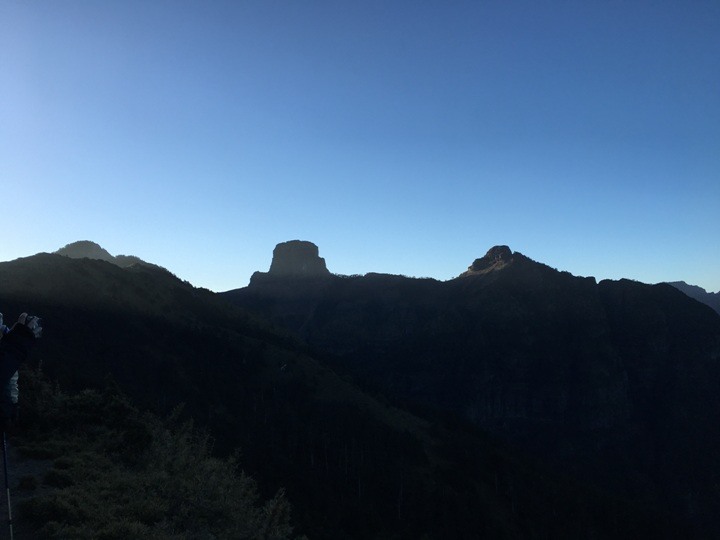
[0,249,713,537]
[224,244,720,538]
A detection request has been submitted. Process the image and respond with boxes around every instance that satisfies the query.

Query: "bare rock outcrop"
[267,240,330,277]
[460,245,514,276]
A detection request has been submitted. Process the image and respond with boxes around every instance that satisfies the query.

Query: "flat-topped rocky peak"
[267,240,330,277]
[461,245,514,276]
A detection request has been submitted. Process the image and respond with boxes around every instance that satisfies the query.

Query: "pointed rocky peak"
[267,240,330,277]
[460,245,514,277]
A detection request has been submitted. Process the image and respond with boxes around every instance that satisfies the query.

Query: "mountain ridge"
[667,280,720,314]
[3,239,718,536]
[0,244,698,538]
[43,239,720,297]
[222,239,720,538]
[54,240,168,273]
[3,251,682,538]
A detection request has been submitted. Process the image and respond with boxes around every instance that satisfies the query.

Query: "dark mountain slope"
[0,252,677,538]
[223,244,720,538]
[667,280,720,315]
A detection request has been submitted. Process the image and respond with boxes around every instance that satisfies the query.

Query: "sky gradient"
[2,1,718,292]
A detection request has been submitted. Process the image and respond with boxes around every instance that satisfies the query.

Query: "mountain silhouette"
[55,240,166,271]
[1,248,687,538]
[264,239,331,278]
[224,242,720,538]
[667,280,720,315]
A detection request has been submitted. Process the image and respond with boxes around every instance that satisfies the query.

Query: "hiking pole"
[2,431,13,540]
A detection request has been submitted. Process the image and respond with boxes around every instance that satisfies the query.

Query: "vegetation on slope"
[225,252,720,537]
[0,252,701,538]
[13,367,295,539]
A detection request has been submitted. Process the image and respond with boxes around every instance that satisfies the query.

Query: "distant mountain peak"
[267,240,331,277]
[54,240,161,271]
[460,245,514,277]
[56,240,115,263]
[667,281,720,315]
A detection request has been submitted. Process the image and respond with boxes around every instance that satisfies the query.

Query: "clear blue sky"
[1,1,718,292]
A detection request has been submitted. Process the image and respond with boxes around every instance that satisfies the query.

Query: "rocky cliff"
[460,245,515,275]
[268,240,330,276]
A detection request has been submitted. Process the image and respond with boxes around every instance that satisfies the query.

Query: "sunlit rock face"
[267,240,330,277]
[460,245,514,276]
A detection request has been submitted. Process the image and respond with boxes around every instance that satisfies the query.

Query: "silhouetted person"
[0,313,42,432]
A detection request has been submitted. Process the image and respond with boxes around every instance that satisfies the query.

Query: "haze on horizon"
[1,1,718,293]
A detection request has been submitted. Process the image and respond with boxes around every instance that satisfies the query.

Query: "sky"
[1,1,718,292]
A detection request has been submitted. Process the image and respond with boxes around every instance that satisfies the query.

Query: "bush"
[16,370,295,539]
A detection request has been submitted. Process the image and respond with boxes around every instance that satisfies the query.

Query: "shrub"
[16,371,295,539]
